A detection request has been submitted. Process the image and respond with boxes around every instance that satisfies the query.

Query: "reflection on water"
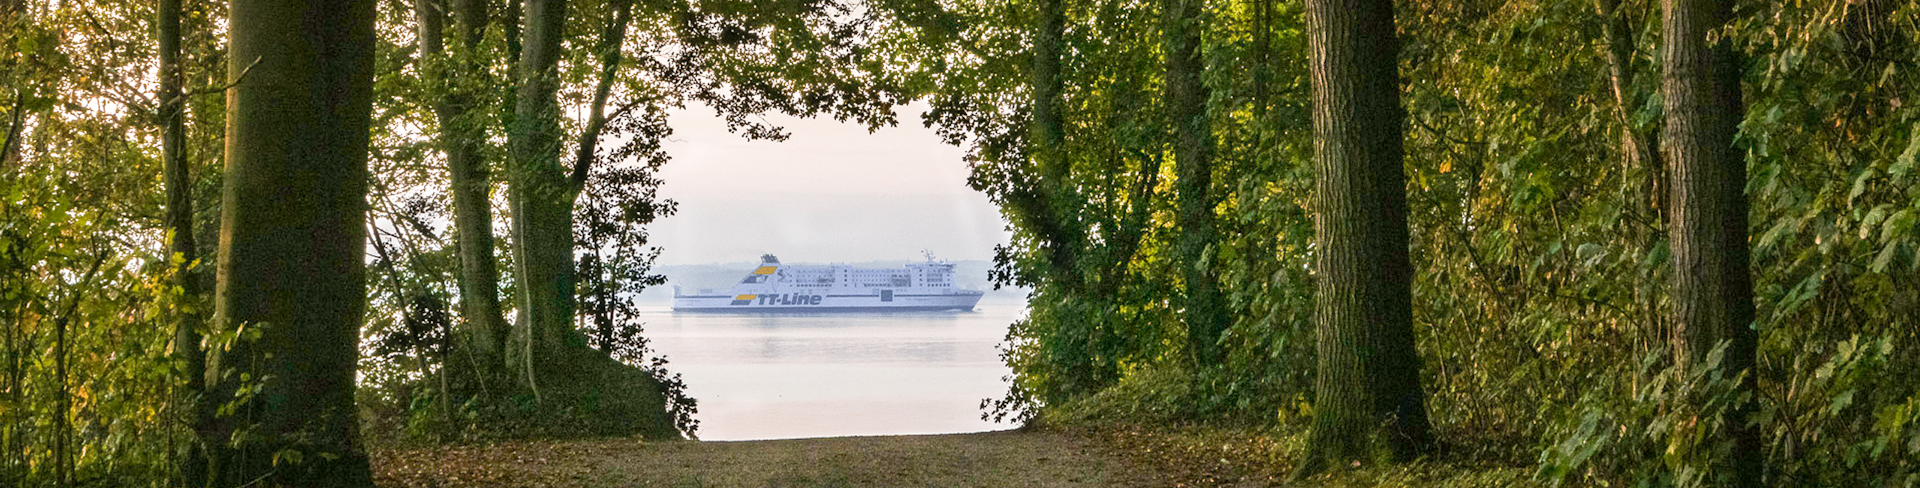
[638,301,1023,441]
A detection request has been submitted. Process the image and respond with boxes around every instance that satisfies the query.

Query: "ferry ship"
[671,254,985,313]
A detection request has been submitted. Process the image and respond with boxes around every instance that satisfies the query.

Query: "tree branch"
[569,100,641,188]
[182,56,265,100]
[567,0,637,190]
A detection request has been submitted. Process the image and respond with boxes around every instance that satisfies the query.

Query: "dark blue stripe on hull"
[673,305,977,313]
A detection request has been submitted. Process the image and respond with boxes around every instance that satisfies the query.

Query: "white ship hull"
[671,254,985,313]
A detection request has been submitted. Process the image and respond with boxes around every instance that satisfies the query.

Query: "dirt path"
[374,430,1173,487]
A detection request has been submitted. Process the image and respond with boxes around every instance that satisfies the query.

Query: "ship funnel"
[760,254,780,264]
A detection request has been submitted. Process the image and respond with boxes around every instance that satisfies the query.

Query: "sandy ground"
[373,430,1170,487]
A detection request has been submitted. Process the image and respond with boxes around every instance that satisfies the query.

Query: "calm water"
[637,300,1024,441]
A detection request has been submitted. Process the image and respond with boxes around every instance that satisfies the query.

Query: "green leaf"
[1895,127,1920,181]
[1882,210,1915,243]
[1861,204,1893,240]
[1870,243,1900,273]
[1644,239,1671,268]
[1576,242,1604,266]
[1831,389,1857,415]
[1849,167,1875,203]
[1758,218,1799,250]
[20,94,56,112]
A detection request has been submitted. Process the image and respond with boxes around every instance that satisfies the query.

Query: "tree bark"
[417,0,510,371]
[1660,0,1762,484]
[156,0,212,483]
[506,0,574,396]
[1164,0,1226,368]
[1297,0,1434,475]
[205,0,379,484]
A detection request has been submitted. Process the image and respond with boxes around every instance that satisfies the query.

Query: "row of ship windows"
[783,282,948,288]
[761,274,949,285]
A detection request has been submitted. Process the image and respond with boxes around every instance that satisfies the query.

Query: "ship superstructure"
[671,254,984,312]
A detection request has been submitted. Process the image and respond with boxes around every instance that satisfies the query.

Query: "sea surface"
[637,299,1025,441]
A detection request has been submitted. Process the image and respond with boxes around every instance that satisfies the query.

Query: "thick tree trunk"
[417,0,510,370]
[1297,0,1434,475]
[156,0,211,483]
[1023,0,1105,395]
[507,0,575,395]
[1660,0,1762,484]
[1164,0,1226,368]
[205,0,379,484]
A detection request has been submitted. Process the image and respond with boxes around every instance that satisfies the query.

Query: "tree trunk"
[1096,151,1161,295]
[417,0,510,371]
[1022,0,1084,291]
[1297,0,1434,475]
[1,96,22,170]
[156,0,212,483]
[506,0,641,395]
[1593,0,1665,224]
[48,254,104,488]
[55,284,69,488]
[1251,0,1271,122]
[590,257,615,355]
[565,1,637,361]
[0,2,22,170]
[1030,0,1065,176]
[500,0,523,135]
[1592,0,1668,361]
[1660,0,1762,484]
[507,0,574,395]
[1164,0,1225,368]
[205,0,379,484]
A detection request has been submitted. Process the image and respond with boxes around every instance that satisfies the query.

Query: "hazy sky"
[649,103,1012,265]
